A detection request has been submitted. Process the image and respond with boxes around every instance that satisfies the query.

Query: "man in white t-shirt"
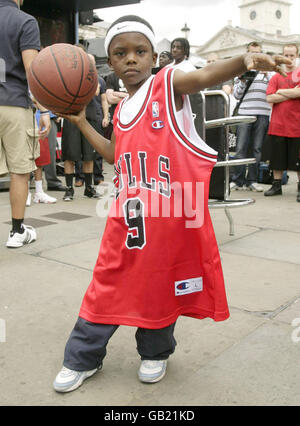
[170,38,196,72]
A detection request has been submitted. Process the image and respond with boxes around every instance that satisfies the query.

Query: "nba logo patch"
[152,101,159,118]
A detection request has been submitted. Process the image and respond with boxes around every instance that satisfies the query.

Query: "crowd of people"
[0,0,299,252]
[230,41,300,200]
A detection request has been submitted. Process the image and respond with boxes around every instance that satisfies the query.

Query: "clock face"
[276,10,282,19]
[250,10,257,20]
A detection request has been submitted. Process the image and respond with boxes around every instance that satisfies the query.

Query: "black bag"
[258,162,289,185]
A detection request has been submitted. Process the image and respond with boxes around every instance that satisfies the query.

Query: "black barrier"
[22,0,141,13]
[189,92,227,200]
[22,1,141,45]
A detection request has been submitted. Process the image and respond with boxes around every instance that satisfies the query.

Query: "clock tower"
[239,0,291,35]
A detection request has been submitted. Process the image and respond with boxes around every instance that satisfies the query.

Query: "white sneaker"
[246,183,264,192]
[53,366,99,393]
[6,225,37,248]
[26,192,31,207]
[138,360,167,383]
[230,182,243,191]
[33,192,57,204]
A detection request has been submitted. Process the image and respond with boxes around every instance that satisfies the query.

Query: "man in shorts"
[264,44,300,201]
[0,0,51,248]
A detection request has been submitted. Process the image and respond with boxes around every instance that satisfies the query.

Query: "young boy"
[53,15,290,393]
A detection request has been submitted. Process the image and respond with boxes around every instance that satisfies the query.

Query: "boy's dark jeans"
[63,317,177,371]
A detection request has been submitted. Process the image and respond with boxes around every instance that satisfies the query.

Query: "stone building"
[197,0,300,59]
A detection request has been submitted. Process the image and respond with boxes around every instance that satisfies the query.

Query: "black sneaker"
[264,180,282,197]
[63,186,74,201]
[84,186,100,199]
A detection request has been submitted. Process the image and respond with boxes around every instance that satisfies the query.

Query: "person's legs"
[93,152,104,184]
[10,172,30,223]
[286,138,300,202]
[44,119,64,190]
[64,160,75,176]
[6,172,37,247]
[63,317,119,371]
[61,120,81,200]
[82,159,100,198]
[135,322,177,360]
[53,318,119,393]
[273,170,283,180]
[231,122,252,188]
[136,322,177,383]
[0,106,38,247]
[297,171,300,202]
[63,160,75,201]
[264,136,287,197]
[82,160,93,173]
[74,160,84,186]
[32,167,57,204]
[246,115,269,189]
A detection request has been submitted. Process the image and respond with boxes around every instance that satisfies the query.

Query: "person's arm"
[22,49,51,138]
[95,83,100,97]
[101,93,110,128]
[59,108,115,164]
[173,53,291,97]
[222,84,232,96]
[276,87,300,99]
[266,72,290,104]
[266,93,289,104]
[106,88,127,104]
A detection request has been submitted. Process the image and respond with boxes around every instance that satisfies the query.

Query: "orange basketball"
[28,43,98,114]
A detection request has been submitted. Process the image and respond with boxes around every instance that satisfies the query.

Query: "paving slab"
[221,228,300,265]
[220,251,300,313]
[40,238,101,270]
[159,321,300,406]
[1,164,300,406]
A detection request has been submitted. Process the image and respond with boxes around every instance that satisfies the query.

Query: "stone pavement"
[0,163,300,406]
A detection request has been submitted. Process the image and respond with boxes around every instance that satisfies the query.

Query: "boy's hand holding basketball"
[58,107,87,130]
[244,53,292,76]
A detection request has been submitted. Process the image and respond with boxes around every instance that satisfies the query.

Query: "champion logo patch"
[152,120,164,129]
[175,277,203,296]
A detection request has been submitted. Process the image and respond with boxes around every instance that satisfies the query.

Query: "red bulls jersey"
[79,67,229,328]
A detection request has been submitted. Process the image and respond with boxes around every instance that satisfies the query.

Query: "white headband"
[104,21,156,55]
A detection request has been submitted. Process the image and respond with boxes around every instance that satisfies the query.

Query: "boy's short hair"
[247,41,262,51]
[170,37,190,58]
[107,15,154,34]
[283,43,299,55]
[160,51,173,60]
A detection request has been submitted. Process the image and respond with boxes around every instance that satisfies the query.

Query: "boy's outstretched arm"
[173,53,292,96]
[59,108,115,164]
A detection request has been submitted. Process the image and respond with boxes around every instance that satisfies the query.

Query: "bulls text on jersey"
[114,151,171,199]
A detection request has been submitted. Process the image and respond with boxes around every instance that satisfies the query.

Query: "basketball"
[28,43,98,114]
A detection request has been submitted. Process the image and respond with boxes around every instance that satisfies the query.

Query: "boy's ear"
[107,57,114,70]
[153,52,158,66]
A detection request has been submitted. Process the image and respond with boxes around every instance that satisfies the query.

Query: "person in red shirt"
[264,44,300,201]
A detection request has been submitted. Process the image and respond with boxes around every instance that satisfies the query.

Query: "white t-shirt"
[171,59,196,73]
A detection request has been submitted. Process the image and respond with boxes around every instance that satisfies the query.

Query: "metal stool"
[200,90,257,236]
